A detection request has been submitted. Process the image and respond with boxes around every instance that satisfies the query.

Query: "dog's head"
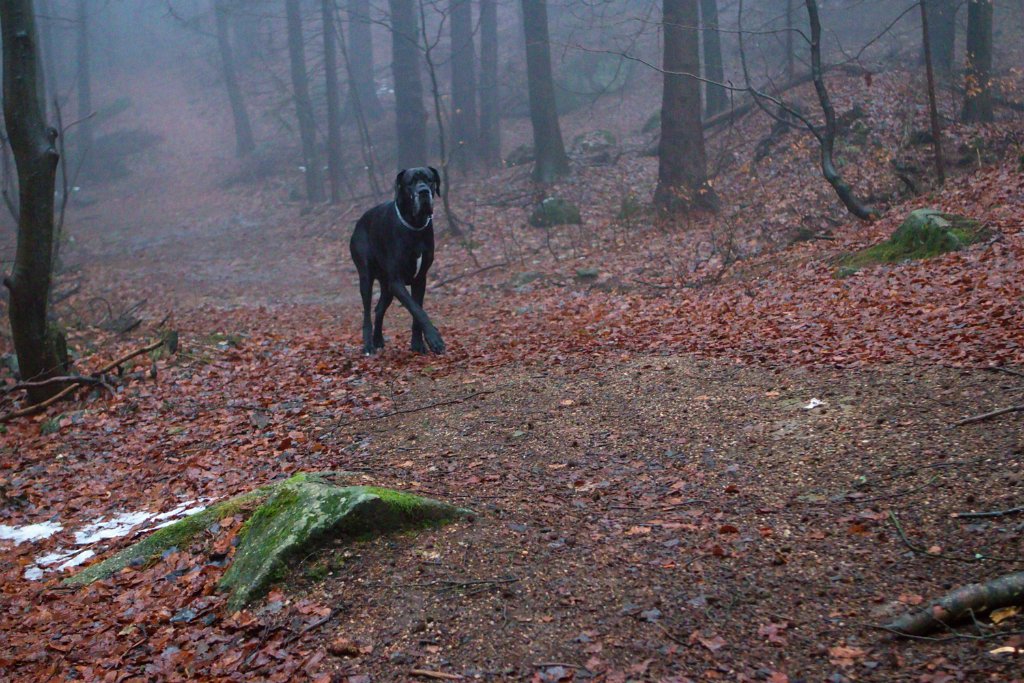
[395,167,441,217]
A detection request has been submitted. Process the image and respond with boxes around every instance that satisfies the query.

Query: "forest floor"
[1,63,1024,682]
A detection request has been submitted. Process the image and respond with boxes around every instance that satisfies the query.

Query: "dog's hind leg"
[372,284,393,350]
[410,278,427,353]
[359,275,374,355]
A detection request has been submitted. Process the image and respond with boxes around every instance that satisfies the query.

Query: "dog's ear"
[394,170,406,196]
[428,166,441,195]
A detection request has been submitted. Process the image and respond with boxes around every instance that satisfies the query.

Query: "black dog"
[349,167,445,355]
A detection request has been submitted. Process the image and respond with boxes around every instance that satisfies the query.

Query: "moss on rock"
[838,209,989,276]
[218,476,467,611]
[529,197,582,228]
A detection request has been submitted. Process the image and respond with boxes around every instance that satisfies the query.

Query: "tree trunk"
[804,0,877,220]
[920,0,945,184]
[35,0,55,111]
[214,0,255,158]
[1,0,68,404]
[284,0,325,202]
[322,0,345,202]
[450,0,477,166]
[75,0,92,164]
[784,0,794,81]
[347,0,383,118]
[700,0,726,117]
[923,0,956,80]
[962,0,993,123]
[389,0,427,168]
[654,0,716,212]
[478,0,500,167]
[521,0,567,183]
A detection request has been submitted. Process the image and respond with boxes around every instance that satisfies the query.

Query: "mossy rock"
[65,472,469,612]
[572,130,617,155]
[505,144,535,168]
[838,209,989,275]
[529,197,582,228]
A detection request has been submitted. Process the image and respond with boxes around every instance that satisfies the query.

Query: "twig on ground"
[982,366,1024,379]
[954,506,1024,519]
[955,405,1024,426]
[409,670,463,680]
[283,609,335,647]
[532,662,590,670]
[328,390,495,434]
[888,511,1018,564]
[431,262,508,290]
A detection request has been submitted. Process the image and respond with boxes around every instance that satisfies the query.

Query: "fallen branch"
[954,506,1024,519]
[3,374,104,395]
[0,332,178,423]
[883,571,1024,636]
[955,405,1024,426]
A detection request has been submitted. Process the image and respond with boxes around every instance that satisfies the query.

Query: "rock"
[504,144,534,168]
[575,268,599,282]
[529,197,582,228]
[838,209,989,276]
[328,636,362,658]
[65,472,470,614]
[218,474,469,610]
[571,130,618,164]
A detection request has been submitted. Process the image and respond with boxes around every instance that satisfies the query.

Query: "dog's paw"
[373,337,385,350]
[410,338,427,354]
[363,345,377,356]
[425,332,446,354]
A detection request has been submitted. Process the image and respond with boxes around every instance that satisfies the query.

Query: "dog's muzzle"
[413,184,433,214]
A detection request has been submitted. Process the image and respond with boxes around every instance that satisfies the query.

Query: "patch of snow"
[58,549,95,571]
[35,549,77,566]
[0,521,63,545]
[803,398,826,410]
[74,512,154,545]
[23,566,43,581]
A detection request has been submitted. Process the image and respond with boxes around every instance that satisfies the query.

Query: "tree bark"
[214,0,255,158]
[962,0,993,123]
[521,0,567,183]
[700,0,726,117]
[923,0,955,80]
[284,0,325,202]
[389,0,427,168]
[478,0,500,167]
[784,0,794,81]
[654,0,716,213]
[1,0,68,404]
[805,0,877,220]
[75,0,92,163]
[450,0,478,166]
[322,0,345,202]
[919,0,945,184]
[347,0,383,118]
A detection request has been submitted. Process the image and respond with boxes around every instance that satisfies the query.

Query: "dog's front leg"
[373,285,393,350]
[410,278,426,353]
[359,275,374,355]
[389,280,445,354]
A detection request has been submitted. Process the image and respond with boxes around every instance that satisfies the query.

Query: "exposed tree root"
[883,571,1024,636]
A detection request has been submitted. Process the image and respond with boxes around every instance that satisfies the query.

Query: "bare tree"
[347,0,383,118]
[322,0,345,202]
[920,0,945,184]
[962,0,993,123]
[478,0,500,167]
[1,0,68,403]
[214,0,255,157]
[700,0,726,117]
[521,0,567,182]
[449,0,478,166]
[284,0,325,202]
[655,0,716,212]
[390,0,428,168]
[923,0,955,80]
[75,0,92,163]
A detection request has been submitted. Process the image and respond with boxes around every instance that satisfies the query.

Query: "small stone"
[328,637,361,658]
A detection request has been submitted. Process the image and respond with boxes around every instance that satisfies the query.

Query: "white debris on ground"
[1,500,208,581]
[0,521,63,544]
[803,398,826,410]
